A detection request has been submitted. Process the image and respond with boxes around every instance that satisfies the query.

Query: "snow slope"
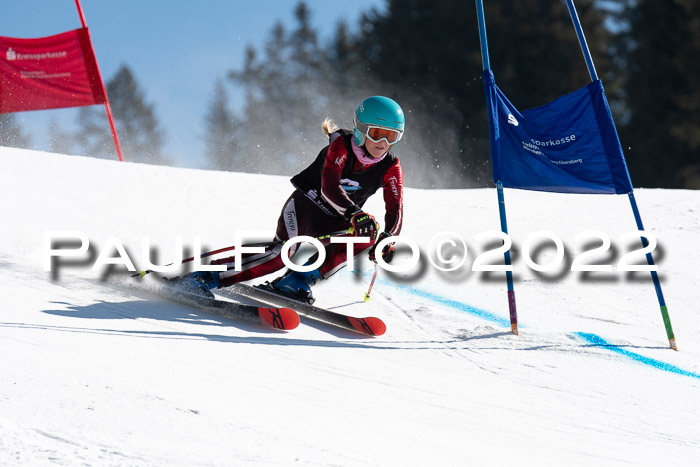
[1,147,699,466]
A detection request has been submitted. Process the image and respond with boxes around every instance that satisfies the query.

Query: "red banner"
[0,28,106,114]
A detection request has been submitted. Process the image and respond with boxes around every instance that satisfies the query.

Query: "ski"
[226,283,386,337]
[158,282,300,331]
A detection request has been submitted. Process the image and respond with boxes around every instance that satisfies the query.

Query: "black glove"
[369,232,396,263]
[348,209,378,241]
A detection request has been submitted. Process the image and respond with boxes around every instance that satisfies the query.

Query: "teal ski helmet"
[353,96,405,151]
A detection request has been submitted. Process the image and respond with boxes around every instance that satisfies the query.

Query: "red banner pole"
[74,0,87,27]
[74,0,124,162]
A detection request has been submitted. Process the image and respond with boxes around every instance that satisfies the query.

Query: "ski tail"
[257,307,300,330]
[146,276,300,331]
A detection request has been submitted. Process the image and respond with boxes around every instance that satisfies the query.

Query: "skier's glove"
[348,208,378,241]
[369,232,395,264]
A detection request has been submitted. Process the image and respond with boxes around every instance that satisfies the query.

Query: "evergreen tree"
[203,80,240,171]
[74,105,112,158]
[48,118,74,155]
[75,64,168,164]
[617,0,700,188]
[0,113,32,149]
[228,3,335,175]
[358,0,612,187]
[223,0,614,188]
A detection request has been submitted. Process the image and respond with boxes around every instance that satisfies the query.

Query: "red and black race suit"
[290,129,403,236]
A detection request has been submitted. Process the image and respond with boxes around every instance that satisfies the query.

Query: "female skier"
[177,95,405,303]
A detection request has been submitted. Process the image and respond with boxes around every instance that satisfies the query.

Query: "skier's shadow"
[43,298,276,331]
[40,300,384,347]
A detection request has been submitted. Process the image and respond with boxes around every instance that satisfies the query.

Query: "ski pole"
[364,263,378,302]
[132,228,354,278]
[132,241,271,278]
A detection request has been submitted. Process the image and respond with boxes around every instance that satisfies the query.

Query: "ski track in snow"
[1,148,699,466]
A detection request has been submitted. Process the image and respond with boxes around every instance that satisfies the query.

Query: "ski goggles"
[364,126,403,145]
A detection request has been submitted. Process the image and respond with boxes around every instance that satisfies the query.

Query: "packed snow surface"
[1,147,699,466]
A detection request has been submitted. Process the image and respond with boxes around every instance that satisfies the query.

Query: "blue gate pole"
[564,0,676,349]
[475,0,490,70]
[627,193,676,349]
[475,0,519,335]
[563,0,598,81]
[497,181,519,335]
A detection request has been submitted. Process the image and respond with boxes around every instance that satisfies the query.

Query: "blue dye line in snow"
[574,332,700,380]
[356,271,697,379]
[370,277,696,379]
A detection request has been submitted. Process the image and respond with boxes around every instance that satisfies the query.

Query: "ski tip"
[258,307,300,330]
[347,317,386,337]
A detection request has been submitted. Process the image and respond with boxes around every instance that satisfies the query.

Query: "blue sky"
[1,0,384,165]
